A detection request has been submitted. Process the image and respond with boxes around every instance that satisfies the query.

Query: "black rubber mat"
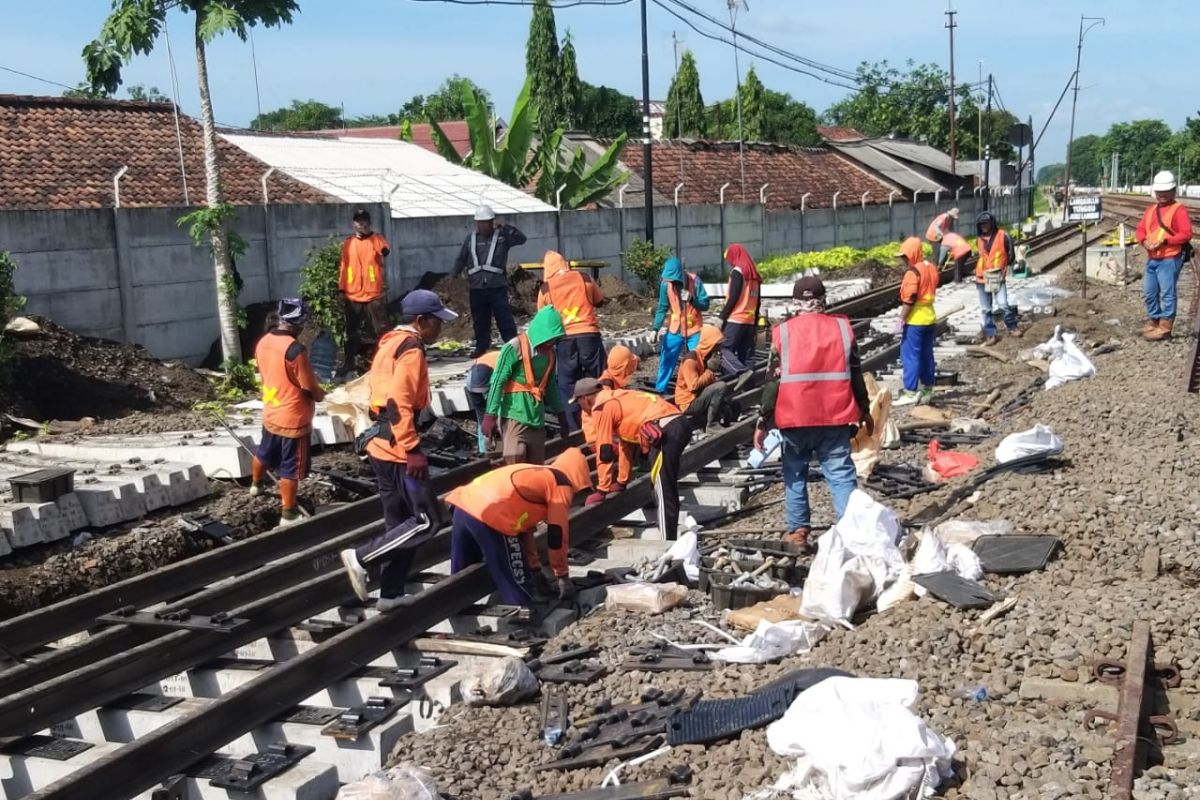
[972,534,1061,574]
[912,571,999,609]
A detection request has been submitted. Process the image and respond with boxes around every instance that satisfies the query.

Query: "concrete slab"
[680,484,746,508]
[0,740,157,800]
[0,502,65,548]
[10,438,247,482]
[0,530,11,557]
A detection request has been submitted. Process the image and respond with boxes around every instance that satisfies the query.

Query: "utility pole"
[728,0,748,200]
[640,0,655,243]
[1064,14,1105,213]
[977,61,984,163]
[946,5,957,175]
[1028,113,1036,217]
[672,31,684,182]
[982,73,993,209]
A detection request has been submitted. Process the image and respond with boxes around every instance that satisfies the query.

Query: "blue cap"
[401,289,458,321]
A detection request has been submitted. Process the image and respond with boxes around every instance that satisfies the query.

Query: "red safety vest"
[772,313,859,429]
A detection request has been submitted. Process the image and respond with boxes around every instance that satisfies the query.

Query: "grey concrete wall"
[0,190,1030,364]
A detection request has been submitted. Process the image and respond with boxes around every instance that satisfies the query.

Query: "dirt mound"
[3,317,215,421]
[830,259,903,286]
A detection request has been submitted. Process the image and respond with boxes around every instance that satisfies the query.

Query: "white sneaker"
[275,511,301,528]
[340,549,370,602]
[894,390,920,407]
[248,482,262,497]
[376,595,405,612]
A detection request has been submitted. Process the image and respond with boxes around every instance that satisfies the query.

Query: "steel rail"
[25,412,761,800]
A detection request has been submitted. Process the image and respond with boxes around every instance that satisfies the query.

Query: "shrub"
[0,251,26,371]
[622,237,672,294]
[298,238,346,344]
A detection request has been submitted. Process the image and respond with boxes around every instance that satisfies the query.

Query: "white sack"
[714,618,829,664]
[462,656,538,706]
[933,518,1013,546]
[995,424,1064,464]
[1033,325,1096,389]
[337,765,439,800]
[765,677,956,800]
[664,528,702,582]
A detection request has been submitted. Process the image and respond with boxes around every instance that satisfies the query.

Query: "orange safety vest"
[667,274,702,335]
[256,331,315,435]
[540,272,600,336]
[594,388,681,444]
[772,313,859,429]
[503,334,555,401]
[445,464,562,535]
[925,212,951,242]
[368,329,425,411]
[1141,202,1187,259]
[975,230,1011,281]
[942,232,972,260]
[341,233,388,302]
[726,268,760,325]
[900,261,940,326]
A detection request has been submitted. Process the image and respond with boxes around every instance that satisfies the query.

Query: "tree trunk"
[194,16,242,364]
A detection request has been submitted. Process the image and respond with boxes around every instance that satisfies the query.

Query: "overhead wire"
[406,0,632,6]
[0,64,77,92]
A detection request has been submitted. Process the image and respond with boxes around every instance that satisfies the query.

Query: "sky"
[1,0,1197,168]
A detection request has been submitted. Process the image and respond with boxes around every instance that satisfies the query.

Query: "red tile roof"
[817,125,866,142]
[0,95,335,210]
[620,140,903,210]
[314,122,473,159]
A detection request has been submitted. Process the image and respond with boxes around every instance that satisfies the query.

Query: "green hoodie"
[485,305,566,425]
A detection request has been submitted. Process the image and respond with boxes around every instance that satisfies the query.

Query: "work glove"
[860,414,875,436]
[753,425,767,453]
[531,569,554,599]
[557,413,572,435]
[405,449,429,480]
[892,318,905,335]
[557,576,576,600]
[651,329,661,345]
[482,413,498,439]
[584,491,606,506]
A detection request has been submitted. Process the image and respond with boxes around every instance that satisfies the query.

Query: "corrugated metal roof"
[830,142,945,194]
[868,138,981,177]
[221,133,555,218]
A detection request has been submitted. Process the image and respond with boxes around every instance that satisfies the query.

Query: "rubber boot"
[1141,319,1159,336]
[1147,318,1174,341]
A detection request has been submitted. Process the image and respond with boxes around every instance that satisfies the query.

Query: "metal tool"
[209,411,312,518]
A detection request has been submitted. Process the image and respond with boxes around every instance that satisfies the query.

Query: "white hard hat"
[1152,171,1177,192]
[474,205,496,221]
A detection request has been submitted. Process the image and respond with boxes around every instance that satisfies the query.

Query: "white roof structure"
[221,133,555,218]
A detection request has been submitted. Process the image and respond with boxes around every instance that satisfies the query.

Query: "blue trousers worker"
[976,282,1020,338]
[900,324,937,392]
[469,286,518,357]
[780,426,857,530]
[449,508,536,605]
[356,458,442,600]
[655,330,701,394]
[1144,256,1184,321]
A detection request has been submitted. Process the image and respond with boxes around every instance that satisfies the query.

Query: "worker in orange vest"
[251,299,326,526]
[537,251,606,432]
[340,290,458,612]
[574,379,692,540]
[599,345,640,390]
[337,209,390,377]
[1136,171,1195,340]
[465,350,500,453]
[446,448,593,603]
[675,324,737,431]
[894,236,941,406]
[938,231,973,283]
[755,277,872,548]
[974,212,1021,346]
[483,306,569,465]
[719,244,762,371]
[651,256,710,394]
[925,207,959,267]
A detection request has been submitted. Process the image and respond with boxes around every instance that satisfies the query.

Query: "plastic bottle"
[954,685,988,702]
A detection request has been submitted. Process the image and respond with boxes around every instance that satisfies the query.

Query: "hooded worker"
[446,447,593,604]
[537,250,606,432]
[925,207,959,267]
[719,244,762,371]
[938,231,973,283]
[651,256,710,394]
[894,236,941,406]
[599,345,640,390]
[575,378,693,541]
[675,324,738,431]
[483,305,569,464]
[251,298,326,526]
[974,211,1021,346]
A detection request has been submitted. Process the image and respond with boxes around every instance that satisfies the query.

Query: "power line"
[406,0,632,6]
[0,64,76,92]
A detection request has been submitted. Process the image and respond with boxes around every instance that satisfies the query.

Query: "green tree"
[127,83,170,102]
[664,50,705,138]
[1066,134,1105,186]
[399,76,491,123]
[1103,119,1174,186]
[431,77,627,209]
[577,82,641,138]
[738,66,765,141]
[560,31,582,129]
[760,89,821,147]
[526,0,565,137]
[84,0,299,365]
[251,98,342,131]
[1037,163,1066,185]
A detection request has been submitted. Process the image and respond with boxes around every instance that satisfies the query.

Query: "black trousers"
[651,416,694,540]
[343,297,388,370]
[357,457,443,599]
[557,333,606,432]
[469,287,518,355]
[721,321,757,373]
[685,381,731,430]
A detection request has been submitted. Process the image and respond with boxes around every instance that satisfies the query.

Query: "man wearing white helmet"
[1135,171,1194,340]
[453,205,527,357]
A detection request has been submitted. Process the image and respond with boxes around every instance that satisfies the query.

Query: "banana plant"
[535,130,630,209]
